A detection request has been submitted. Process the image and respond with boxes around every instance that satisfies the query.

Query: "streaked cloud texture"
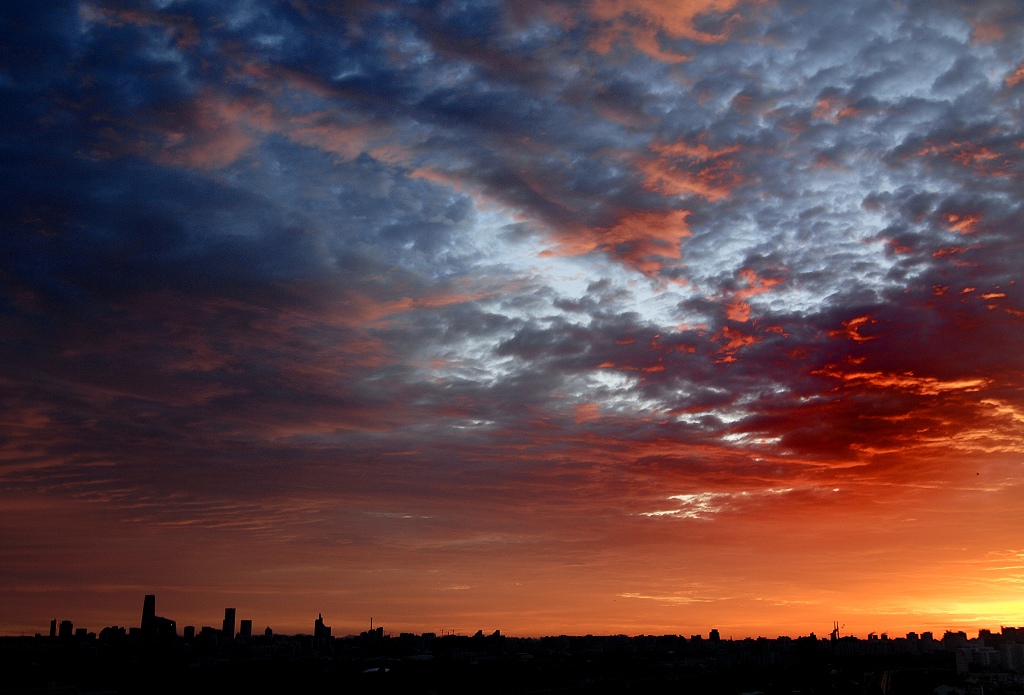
[3,0,1024,637]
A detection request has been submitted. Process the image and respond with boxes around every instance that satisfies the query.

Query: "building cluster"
[36,595,1024,671]
[950,628,1024,677]
[43,596,419,651]
[11,599,1024,694]
[26,596,1024,691]
[46,595,277,645]
[825,624,1024,674]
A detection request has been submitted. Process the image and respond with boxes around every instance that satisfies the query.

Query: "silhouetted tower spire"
[314,613,331,639]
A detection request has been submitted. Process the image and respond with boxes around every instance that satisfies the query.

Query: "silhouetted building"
[264,626,273,637]
[49,619,56,638]
[314,613,331,639]
[183,625,195,640]
[1002,626,1024,640]
[942,630,968,651]
[98,626,126,643]
[157,617,177,639]
[239,619,252,638]
[142,594,156,632]
[58,620,73,639]
[223,608,236,639]
[1004,642,1024,672]
[709,629,721,642]
[956,645,1002,675]
[360,626,384,640]
[7,620,1022,694]
[139,594,177,640]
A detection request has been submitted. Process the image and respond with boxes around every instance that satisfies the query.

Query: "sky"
[2,0,1024,640]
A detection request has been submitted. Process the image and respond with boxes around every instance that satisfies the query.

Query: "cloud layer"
[2,0,1024,637]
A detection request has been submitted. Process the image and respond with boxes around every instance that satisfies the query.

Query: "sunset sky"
[3,0,1024,639]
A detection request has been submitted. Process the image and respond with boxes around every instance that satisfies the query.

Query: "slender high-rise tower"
[141,594,156,632]
[223,607,236,639]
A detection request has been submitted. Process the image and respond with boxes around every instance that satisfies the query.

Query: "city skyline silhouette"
[27,593,1024,645]
[4,0,1024,651]
[10,593,1024,694]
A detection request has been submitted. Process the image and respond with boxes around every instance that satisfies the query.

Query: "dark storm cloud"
[0,2,504,515]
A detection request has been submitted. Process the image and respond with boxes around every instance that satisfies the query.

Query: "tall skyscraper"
[239,619,252,638]
[314,613,331,639]
[141,594,156,632]
[139,594,177,640]
[223,608,236,639]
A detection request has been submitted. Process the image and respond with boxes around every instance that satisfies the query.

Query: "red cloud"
[813,366,988,395]
[537,208,693,275]
[713,325,758,361]
[914,140,1015,179]
[1008,62,1024,87]
[725,269,783,322]
[588,0,752,62]
[812,97,861,123]
[828,315,877,343]
[637,139,743,202]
